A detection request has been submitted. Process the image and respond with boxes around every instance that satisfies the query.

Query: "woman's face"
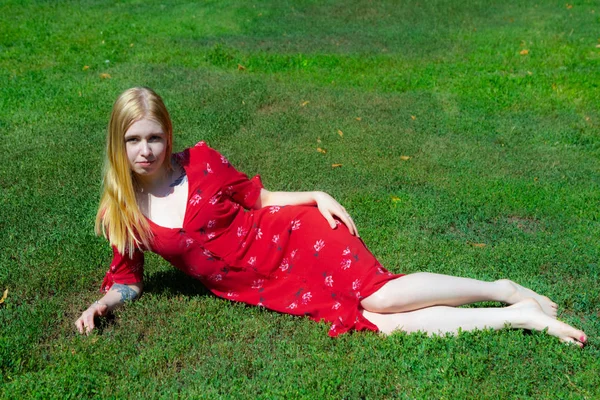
[124,118,168,179]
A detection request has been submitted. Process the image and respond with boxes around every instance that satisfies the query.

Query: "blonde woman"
[75,87,587,347]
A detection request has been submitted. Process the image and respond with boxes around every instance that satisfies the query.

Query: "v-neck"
[143,155,192,231]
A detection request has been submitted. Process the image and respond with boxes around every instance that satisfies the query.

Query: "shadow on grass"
[144,269,212,298]
[93,271,214,335]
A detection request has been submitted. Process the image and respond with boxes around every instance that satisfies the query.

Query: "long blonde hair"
[95,87,173,256]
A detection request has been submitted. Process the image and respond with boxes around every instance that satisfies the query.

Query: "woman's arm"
[75,282,143,335]
[255,189,316,209]
[254,189,359,236]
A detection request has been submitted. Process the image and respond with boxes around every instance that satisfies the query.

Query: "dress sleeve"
[100,246,144,293]
[191,141,264,209]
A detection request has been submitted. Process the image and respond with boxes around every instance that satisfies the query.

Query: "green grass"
[1,0,599,398]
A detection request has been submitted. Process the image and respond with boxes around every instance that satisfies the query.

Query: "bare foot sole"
[509,299,586,347]
[498,279,558,318]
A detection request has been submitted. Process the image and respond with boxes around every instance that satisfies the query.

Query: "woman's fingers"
[320,209,337,229]
[339,213,359,236]
[321,207,359,237]
[75,318,84,334]
[85,314,95,334]
[75,310,97,335]
[315,193,359,236]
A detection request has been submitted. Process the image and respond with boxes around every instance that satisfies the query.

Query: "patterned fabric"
[101,142,403,336]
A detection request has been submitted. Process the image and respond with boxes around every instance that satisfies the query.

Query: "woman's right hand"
[75,302,109,335]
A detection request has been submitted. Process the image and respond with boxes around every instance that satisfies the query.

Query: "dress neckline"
[143,153,191,231]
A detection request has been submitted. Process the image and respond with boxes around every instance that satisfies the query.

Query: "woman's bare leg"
[362,299,586,347]
[361,273,557,317]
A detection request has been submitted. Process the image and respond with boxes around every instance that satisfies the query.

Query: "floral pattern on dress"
[101,142,403,337]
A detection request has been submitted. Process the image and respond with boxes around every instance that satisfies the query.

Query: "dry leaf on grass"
[301,101,310,107]
[390,196,401,203]
[317,147,327,154]
[468,242,487,248]
[400,156,411,161]
[337,129,343,138]
[99,73,111,79]
[0,288,7,304]
[411,115,416,120]
[237,64,246,71]
[331,163,342,168]
[82,65,89,71]
[355,117,361,121]
[520,49,529,55]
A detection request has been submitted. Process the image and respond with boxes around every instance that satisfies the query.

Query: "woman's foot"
[510,299,586,347]
[497,279,558,318]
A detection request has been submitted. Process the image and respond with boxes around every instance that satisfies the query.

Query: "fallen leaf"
[237,64,246,71]
[566,3,573,9]
[585,116,590,121]
[390,196,401,203]
[317,147,327,154]
[527,71,533,75]
[400,156,411,161]
[331,163,342,168]
[316,138,322,143]
[0,288,7,304]
[82,65,89,71]
[520,49,529,55]
[99,73,111,79]
[301,101,310,107]
[130,43,134,47]
[78,91,82,97]
[355,117,362,121]
[411,115,416,120]
[469,242,486,248]
[596,44,600,48]
[337,129,344,138]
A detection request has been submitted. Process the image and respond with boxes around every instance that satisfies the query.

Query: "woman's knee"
[361,289,395,312]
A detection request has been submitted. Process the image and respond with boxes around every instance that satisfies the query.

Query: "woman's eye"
[126,138,138,143]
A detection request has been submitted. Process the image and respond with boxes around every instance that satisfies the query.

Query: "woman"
[75,87,587,347]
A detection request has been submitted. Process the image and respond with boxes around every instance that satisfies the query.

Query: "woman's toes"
[560,337,584,348]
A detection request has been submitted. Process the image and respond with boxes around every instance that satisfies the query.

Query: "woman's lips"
[137,160,154,167]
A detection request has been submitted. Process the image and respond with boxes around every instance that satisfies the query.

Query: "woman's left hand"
[313,191,359,237]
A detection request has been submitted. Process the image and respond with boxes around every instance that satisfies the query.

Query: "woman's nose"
[140,141,152,156]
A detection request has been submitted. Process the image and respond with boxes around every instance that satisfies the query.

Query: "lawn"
[1,0,599,398]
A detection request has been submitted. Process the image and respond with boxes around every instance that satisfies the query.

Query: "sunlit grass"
[1,0,598,398]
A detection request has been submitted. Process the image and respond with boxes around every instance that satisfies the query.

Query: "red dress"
[101,142,403,336]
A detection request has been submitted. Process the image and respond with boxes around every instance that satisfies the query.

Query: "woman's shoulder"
[173,141,226,168]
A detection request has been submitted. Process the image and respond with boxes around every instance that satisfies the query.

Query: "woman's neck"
[135,165,171,195]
